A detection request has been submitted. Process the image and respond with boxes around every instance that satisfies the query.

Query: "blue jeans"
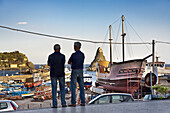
[70,70,85,104]
[51,76,66,107]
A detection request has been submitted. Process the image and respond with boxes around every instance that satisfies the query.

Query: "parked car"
[143,94,152,101]
[0,100,18,112]
[143,94,167,101]
[88,93,134,105]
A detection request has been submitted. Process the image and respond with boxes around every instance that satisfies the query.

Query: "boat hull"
[96,59,146,94]
[84,82,92,88]
[96,78,140,93]
[24,80,42,88]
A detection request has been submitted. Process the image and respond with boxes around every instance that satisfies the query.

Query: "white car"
[0,100,18,112]
[88,93,134,105]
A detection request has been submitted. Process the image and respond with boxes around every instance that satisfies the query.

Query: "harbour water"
[166,64,170,67]
[0,64,44,76]
[0,70,20,76]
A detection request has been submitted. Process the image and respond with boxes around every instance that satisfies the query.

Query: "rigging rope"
[113,19,121,60]
[110,17,121,26]
[124,20,134,58]
[101,29,109,48]
[156,41,170,44]
[125,19,151,52]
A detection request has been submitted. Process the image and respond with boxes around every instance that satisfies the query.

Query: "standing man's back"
[48,51,65,77]
[48,44,67,108]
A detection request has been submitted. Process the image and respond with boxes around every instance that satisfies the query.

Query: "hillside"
[0,51,35,70]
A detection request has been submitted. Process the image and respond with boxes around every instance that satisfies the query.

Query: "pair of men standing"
[47,42,85,108]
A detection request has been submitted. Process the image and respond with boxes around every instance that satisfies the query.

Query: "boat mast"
[121,15,126,62]
[109,25,113,65]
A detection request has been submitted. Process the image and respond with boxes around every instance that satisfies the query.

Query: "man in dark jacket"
[68,42,85,107]
[48,44,66,108]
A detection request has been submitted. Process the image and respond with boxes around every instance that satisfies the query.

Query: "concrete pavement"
[14,100,170,113]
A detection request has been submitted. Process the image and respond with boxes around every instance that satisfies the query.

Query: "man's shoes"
[51,106,57,108]
[80,103,85,106]
[62,105,67,108]
[68,104,76,107]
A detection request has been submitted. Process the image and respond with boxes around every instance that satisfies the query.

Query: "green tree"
[153,85,169,98]
[153,86,161,98]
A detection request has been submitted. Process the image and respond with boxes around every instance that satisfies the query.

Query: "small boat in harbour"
[24,80,43,89]
[64,73,92,89]
[83,74,92,89]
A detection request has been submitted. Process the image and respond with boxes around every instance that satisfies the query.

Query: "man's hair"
[74,42,81,49]
[54,44,61,50]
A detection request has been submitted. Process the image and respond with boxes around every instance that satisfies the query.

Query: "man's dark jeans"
[51,76,66,107]
[70,70,85,104]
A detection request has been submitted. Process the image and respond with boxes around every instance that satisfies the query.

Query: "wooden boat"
[33,85,52,101]
[95,15,152,95]
[96,59,147,94]
[24,80,42,88]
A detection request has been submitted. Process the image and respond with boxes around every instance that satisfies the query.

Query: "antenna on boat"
[121,15,126,62]
[109,25,113,65]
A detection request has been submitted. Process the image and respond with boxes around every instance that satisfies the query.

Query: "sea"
[165,64,170,67]
[0,64,44,76]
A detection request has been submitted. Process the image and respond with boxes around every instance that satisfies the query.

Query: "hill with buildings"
[0,51,35,70]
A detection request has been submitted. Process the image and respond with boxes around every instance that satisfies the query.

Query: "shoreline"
[0,68,20,71]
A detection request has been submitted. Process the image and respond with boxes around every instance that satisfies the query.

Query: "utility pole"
[152,40,155,74]
[121,15,126,62]
[152,40,155,97]
[150,71,153,99]
[109,25,112,65]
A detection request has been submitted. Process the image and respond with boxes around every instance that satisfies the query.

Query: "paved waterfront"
[14,100,170,113]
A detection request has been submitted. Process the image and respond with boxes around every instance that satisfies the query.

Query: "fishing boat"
[144,57,170,77]
[95,15,152,95]
[24,80,42,89]
[21,93,34,98]
[143,57,170,88]
[9,83,24,88]
[83,74,92,89]
[24,76,42,89]
[65,67,71,83]
[64,73,92,89]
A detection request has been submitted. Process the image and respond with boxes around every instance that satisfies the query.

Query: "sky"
[0,0,170,64]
